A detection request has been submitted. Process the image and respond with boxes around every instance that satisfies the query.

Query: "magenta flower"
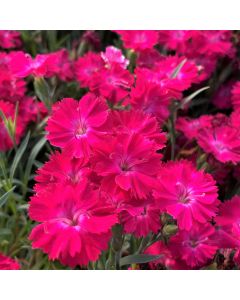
[154,160,219,230]
[34,151,91,192]
[94,133,162,199]
[46,94,109,158]
[115,30,159,51]
[29,184,117,267]
[120,202,161,237]
[169,223,218,268]
[197,125,240,164]
[0,253,20,270]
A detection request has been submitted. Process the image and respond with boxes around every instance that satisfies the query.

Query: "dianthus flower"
[108,109,166,149]
[154,160,219,230]
[34,151,91,192]
[197,124,240,164]
[144,240,188,270]
[214,196,240,248]
[75,52,105,88]
[90,63,133,103]
[130,80,171,125]
[29,184,118,267]
[94,133,162,199]
[46,94,109,158]
[120,199,161,237]
[115,30,159,51]
[101,46,129,69]
[169,223,218,268]
[0,30,21,49]
[0,253,20,270]
[9,49,73,80]
[176,115,213,140]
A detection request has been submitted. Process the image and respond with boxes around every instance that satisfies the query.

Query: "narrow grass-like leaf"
[120,254,162,267]
[10,131,30,181]
[23,136,46,186]
[0,186,16,208]
[181,86,210,109]
[170,58,187,79]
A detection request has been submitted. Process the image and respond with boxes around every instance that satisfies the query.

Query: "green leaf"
[170,58,187,79]
[0,186,16,208]
[120,254,162,267]
[10,131,30,181]
[181,86,209,109]
[23,136,46,186]
[34,77,51,109]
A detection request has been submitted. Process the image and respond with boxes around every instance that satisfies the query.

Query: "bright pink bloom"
[169,223,218,268]
[101,46,129,69]
[120,201,161,237]
[145,240,188,270]
[0,30,21,49]
[29,184,117,267]
[0,253,20,270]
[136,49,163,69]
[75,52,104,88]
[176,115,213,140]
[35,151,91,192]
[130,80,171,125]
[215,196,240,248]
[115,30,158,51]
[94,133,162,199]
[154,160,219,231]
[108,109,166,149]
[197,125,240,164]
[90,63,133,103]
[46,94,109,158]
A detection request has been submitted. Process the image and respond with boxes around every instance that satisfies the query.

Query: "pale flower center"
[75,122,87,138]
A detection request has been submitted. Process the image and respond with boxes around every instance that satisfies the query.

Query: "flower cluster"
[1,30,240,270]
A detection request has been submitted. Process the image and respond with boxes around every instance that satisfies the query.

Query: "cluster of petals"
[0,253,20,270]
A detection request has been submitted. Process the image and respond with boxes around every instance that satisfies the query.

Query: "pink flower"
[154,160,219,231]
[0,30,21,49]
[115,30,158,51]
[46,94,109,158]
[101,46,129,69]
[130,80,171,125]
[144,240,188,270]
[197,125,240,164]
[136,49,163,69]
[29,184,117,267]
[169,223,218,268]
[34,151,91,192]
[0,253,20,270]
[108,109,166,149]
[215,196,240,248]
[90,63,133,103]
[75,52,104,88]
[94,133,162,199]
[120,201,161,237]
[176,115,213,140]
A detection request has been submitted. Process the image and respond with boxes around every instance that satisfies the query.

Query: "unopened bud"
[162,224,178,237]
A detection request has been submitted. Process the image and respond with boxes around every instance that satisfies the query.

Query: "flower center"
[121,162,130,171]
[176,182,192,204]
[75,123,87,138]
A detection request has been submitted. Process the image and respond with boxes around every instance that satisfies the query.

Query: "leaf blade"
[120,254,162,267]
